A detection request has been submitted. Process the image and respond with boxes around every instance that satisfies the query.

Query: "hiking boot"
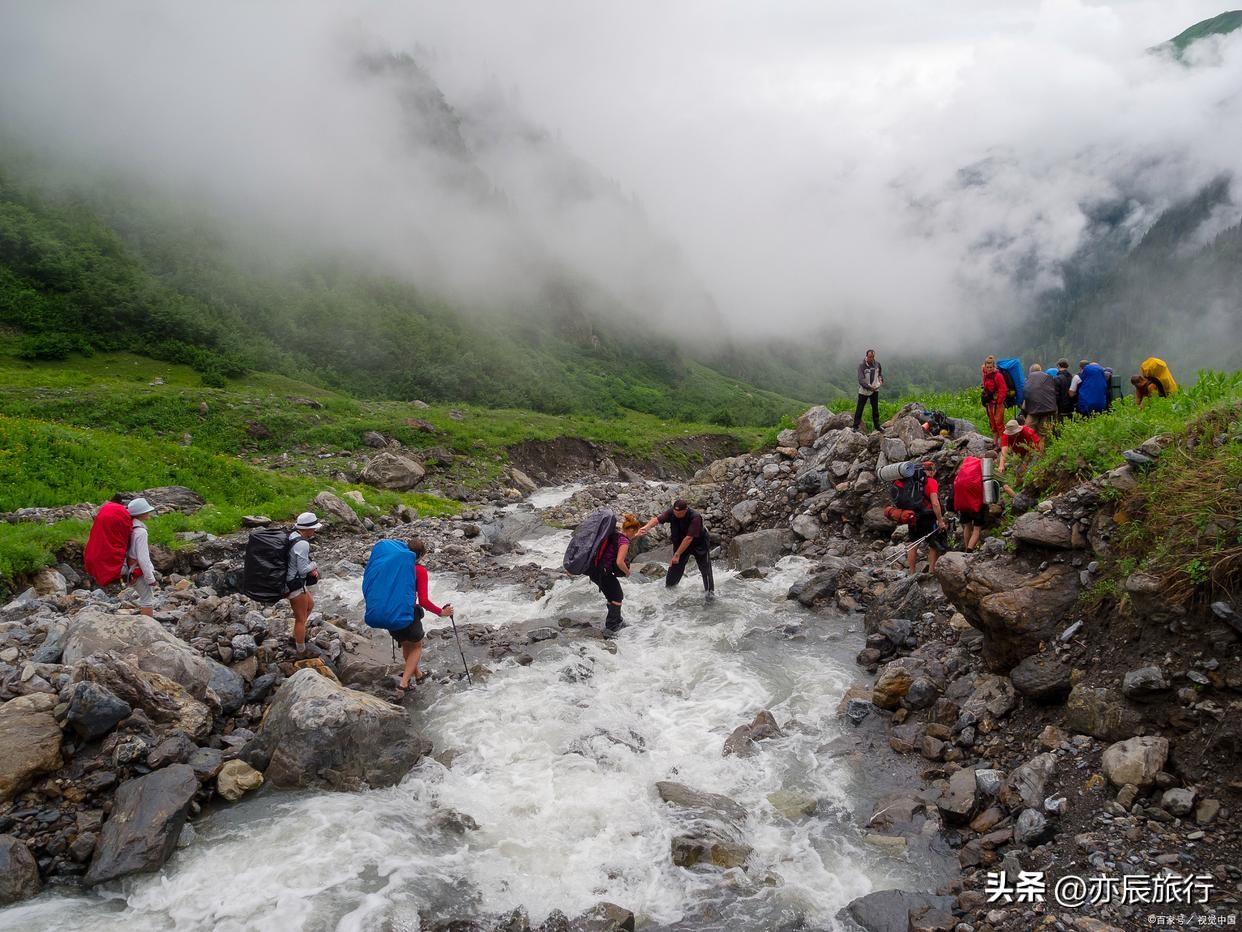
[704,591,716,604]
[604,619,628,636]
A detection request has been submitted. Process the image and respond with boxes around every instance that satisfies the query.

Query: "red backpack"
[953,457,984,513]
[84,502,137,586]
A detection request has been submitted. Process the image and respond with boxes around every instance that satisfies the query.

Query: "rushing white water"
[2,489,951,932]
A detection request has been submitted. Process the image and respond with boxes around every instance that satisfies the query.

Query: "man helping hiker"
[634,498,715,599]
[362,537,456,697]
[84,496,161,616]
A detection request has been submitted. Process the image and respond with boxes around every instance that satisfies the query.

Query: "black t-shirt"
[659,508,707,551]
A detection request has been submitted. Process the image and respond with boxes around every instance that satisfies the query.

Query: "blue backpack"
[1077,363,1109,415]
[996,357,1025,407]
[362,539,417,630]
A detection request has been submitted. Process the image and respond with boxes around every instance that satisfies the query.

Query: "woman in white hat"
[286,512,323,654]
[125,497,158,617]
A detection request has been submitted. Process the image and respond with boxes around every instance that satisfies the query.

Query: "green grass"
[0,415,455,587]
[0,340,768,482]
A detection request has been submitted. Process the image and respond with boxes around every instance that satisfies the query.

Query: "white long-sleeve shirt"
[127,520,155,580]
[286,532,317,582]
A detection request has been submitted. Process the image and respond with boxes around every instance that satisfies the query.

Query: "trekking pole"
[448,611,472,685]
[887,529,937,566]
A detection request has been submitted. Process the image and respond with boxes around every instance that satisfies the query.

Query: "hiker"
[980,356,1007,440]
[952,453,995,552]
[286,512,323,654]
[997,419,1043,473]
[899,461,947,575]
[635,498,715,599]
[124,498,158,617]
[853,349,883,432]
[1022,363,1059,437]
[1073,360,1110,416]
[397,538,453,696]
[1133,357,1178,406]
[1053,359,1075,420]
[588,513,639,635]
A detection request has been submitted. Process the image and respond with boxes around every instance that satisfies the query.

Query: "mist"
[1,0,1240,353]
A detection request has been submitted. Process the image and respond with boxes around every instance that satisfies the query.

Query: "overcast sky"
[1,1,1239,344]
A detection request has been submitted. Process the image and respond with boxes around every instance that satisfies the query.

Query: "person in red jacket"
[393,538,455,696]
[981,356,1007,441]
[998,419,1043,474]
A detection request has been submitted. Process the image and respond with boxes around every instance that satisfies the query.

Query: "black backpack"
[563,509,617,575]
[891,470,927,512]
[242,528,295,603]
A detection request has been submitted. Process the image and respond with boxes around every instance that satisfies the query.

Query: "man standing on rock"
[853,349,883,433]
[636,499,715,600]
[286,512,323,654]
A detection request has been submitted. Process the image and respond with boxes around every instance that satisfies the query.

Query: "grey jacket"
[286,532,317,582]
[857,360,883,396]
[1023,371,1059,416]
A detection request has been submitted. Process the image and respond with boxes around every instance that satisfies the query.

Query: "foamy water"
[2,489,947,931]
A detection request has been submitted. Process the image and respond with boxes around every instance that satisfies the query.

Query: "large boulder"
[251,669,427,790]
[1012,512,1080,550]
[62,612,234,704]
[841,890,957,932]
[484,511,549,554]
[0,693,63,803]
[360,452,426,490]
[0,835,41,904]
[729,499,761,528]
[313,491,363,528]
[936,551,1079,672]
[1064,685,1141,743]
[726,529,793,571]
[85,764,198,886]
[1101,736,1169,788]
[73,653,212,740]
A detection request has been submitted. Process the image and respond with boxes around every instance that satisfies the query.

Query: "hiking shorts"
[130,575,154,608]
[390,616,426,645]
[911,512,949,553]
[957,508,988,527]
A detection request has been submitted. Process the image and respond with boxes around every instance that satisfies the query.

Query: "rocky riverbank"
[0,401,1238,930]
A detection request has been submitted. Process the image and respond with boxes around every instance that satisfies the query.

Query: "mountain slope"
[1158,9,1242,57]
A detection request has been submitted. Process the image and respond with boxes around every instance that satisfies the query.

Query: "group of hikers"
[77,351,1176,697]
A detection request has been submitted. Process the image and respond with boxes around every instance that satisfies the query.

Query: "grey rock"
[790,514,820,541]
[655,781,746,823]
[729,499,761,528]
[841,890,957,932]
[66,681,132,741]
[1122,666,1169,700]
[313,491,364,528]
[1006,753,1056,809]
[1161,787,1195,817]
[251,669,428,791]
[86,764,198,886]
[0,834,41,904]
[187,747,225,781]
[935,766,978,823]
[1014,808,1051,845]
[1009,654,1072,704]
[725,529,793,571]
[147,732,197,769]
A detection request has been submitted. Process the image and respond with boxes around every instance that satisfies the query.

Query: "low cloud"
[1,0,1239,349]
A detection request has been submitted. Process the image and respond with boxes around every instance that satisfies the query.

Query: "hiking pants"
[666,546,714,592]
[588,567,623,604]
[853,392,880,431]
